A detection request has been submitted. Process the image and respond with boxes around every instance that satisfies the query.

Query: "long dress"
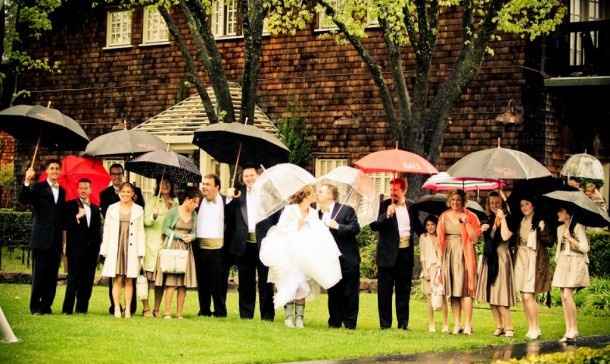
[514,215,537,294]
[143,196,178,281]
[442,216,469,298]
[552,223,590,288]
[115,209,131,276]
[420,234,441,296]
[153,216,197,288]
[259,204,342,309]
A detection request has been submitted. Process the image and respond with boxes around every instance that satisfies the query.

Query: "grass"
[1,284,609,364]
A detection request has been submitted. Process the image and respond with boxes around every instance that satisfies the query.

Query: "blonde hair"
[289,185,315,204]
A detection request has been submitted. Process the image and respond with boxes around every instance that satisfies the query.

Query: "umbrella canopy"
[410,194,488,233]
[126,150,201,184]
[84,129,166,158]
[192,122,289,166]
[252,163,315,223]
[560,153,605,181]
[542,190,610,228]
[0,104,89,150]
[423,172,505,192]
[354,149,438,174]
[447,146,551,180]
[38,155,110,205]
[317,166,380,226]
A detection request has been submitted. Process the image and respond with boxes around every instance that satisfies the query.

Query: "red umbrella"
[354,148,438,174]
[38,155,111,205]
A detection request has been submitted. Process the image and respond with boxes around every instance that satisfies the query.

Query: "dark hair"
[45,159,61,169]
[242,166,259,174]
[204,174,221,188]
[78,178,92,185]
[320,183,339,200]
[559,206,579,236]
[519,197,544,232]
[390,178,406,191]
[109,163,124,173]
[183,187,202,202]
[154,178,175,198]
[486,191,505,213]
[424,215,438,226]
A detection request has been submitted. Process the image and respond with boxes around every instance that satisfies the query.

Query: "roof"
[134,83,279,137]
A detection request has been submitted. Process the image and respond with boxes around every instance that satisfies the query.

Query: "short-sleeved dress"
[442,217,469,298]
[154,216,197,288]
[115,209,131,276]
[552,224,590,288]
[475,227,517,307]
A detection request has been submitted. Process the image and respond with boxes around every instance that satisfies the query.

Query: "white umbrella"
[423,172,505,192]
[253,163,315,223]
[317,166,380,226]
[560,153,605,181]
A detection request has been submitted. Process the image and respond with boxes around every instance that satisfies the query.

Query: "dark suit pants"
[328,265,360,329]
[30,247,62,314]
[237,242,275,320]
[63,248,98,314]
[195,248,227,317]
[377,248,413,329]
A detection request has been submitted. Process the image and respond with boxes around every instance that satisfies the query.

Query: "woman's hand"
[481,224,490,233]
[538,220,545,232]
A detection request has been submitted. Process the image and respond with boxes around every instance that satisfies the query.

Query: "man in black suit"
[227,167,275,320]
[19,159,66,315]
[317,183,361,329]
[370,178,415,330]
[61,178,102,314]
[99,163,145,315]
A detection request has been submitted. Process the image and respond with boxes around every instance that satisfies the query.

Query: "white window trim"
[211,0,240,39]
[142,6,170,45]
[315,0,379,32]
[105,10,133,48]
[314,158,349,177]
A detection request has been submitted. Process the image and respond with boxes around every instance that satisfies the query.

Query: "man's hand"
[76,207,86,224]
[538,220,545,232]
[325,219,339,230]
[24,168,35,184]
[227,188,241,198]
[386,204,396,218]
[182,234,194,243]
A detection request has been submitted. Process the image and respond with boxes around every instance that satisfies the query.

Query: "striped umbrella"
[423,172,505,192]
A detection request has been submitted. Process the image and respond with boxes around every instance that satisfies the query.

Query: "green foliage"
[0,162,15,187]
[0,208,32,244]
[277,115,312,168]
[589,231,610,277]
[357,226,377,278]
[550,277,610,317]
[495,344,610,364]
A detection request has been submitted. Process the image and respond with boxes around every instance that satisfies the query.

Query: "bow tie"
[80,200,90,207]
[206,199,216,204]
[320,207,330,213]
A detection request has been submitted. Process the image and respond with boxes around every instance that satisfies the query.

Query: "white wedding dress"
[259,204,342,309]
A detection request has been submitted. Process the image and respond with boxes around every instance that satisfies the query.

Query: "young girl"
[419,216,448,333]
[552,207,590,343]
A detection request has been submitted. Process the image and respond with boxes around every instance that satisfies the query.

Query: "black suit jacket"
[99,185,145,217]
[228,186,255,256]
[19,181,66,250]
[326,203,361,272]
[370,199,416,268]
[63,199,102,257]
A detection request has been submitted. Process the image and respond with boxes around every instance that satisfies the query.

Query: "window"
[569,0,600,66]
[317,0,379,31]
[142,6,169,44]
[371,172,393,198]
[314,158,348,177]
[211,0,239,38]
[106,10,133,48]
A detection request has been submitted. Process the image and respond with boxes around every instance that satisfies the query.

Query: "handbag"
[430,268,445,311]
[159,231,189,274]
[136,272,149,300]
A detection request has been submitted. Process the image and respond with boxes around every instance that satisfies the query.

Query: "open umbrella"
[560,153,605,181]
[38,155,110,206]
[317,166,380,226]
[354,148,438,174]
[252,163,315,223]
[423,172,505,192]
[0,104,89,167]
[542,190,610,228]
[84,128,166,158]
[126,150,201,184]
[410,194,488,233]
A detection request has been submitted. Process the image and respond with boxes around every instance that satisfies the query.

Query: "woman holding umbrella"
[437,190,481,335]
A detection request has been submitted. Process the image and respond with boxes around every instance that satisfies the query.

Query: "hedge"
[0,208,32,246]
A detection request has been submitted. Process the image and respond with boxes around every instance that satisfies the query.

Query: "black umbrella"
[410,194,488,234]
[126,150,201,184]
[542,190,610,228]
[0,104,89,167]
[84,128,166,158]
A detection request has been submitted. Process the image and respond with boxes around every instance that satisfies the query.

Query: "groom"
[317,183,361,329]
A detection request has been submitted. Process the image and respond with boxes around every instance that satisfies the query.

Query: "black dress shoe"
[398,324,408,330]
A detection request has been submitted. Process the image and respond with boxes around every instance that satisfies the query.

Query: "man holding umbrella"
[19,160,66,315]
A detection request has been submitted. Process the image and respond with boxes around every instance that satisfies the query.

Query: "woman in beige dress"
[155,188,201,319]
[419,215,448,333]
[142,179,178,317]
[437,190,481,335]
[476,192,516,337]
[100,182,145,319]
[513,197,553,340]
[552,207,590,343]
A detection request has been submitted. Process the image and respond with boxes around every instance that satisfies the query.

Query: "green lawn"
[1,284,609,363]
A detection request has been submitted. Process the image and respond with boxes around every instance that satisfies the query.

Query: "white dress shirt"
[321,202,335,226]
[81,199,92,227]
[196,194,224,239]
[246,188,257,233]
[395,204,411,238]
[47,180,59,204]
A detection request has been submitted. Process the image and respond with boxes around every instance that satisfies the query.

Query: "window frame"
[141,5,170,46]
[104,10,134,50]
[210,0,242,39]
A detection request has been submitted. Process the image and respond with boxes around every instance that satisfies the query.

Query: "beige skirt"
[552,254,590,288]
[476,242,517,307]
[443,236,469,298]
[153,239,198,288]
[514,245,537,294]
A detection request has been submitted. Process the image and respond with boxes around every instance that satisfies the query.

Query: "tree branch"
[240,0,266,125]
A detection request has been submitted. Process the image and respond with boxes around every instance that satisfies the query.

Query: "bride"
[259,185,342,328]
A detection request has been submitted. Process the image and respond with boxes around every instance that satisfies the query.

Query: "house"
[1,0,608,204]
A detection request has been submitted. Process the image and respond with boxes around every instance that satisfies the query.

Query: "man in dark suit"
[370,178,415,330]
[227,167,275,320]
[317,183,361,329]
[19,159,66,315]
[61,178,102,314]
[99,163,145,315]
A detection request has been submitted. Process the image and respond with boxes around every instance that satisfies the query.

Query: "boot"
[284,303,295,328]
[295,303,305,329]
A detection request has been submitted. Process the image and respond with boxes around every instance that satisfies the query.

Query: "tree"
[306,0,564,192]
[0,0,62,107]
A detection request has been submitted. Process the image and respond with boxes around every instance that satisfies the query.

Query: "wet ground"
[287,335,610,364]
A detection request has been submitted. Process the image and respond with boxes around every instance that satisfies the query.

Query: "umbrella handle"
[230,142,243,189]
[331,187,354,220]
[30,133,41,170]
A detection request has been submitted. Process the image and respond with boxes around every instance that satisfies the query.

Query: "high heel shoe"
[463,326,473,336]
[114,308,122,318]
[452,326,463,335]
[493,328,504,336]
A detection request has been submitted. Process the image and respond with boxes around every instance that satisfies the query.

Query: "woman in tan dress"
[553,207,590,343]
[513,197,553,340]
[476,192,516,337]
[419,215,448,333]
[437,190,481,335]
[155,188,201,319]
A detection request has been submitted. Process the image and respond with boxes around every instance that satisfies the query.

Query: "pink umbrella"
[423,172,504,192]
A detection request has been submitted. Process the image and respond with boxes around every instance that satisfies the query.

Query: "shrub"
[494,344,610,364]
[357,226,377,279]
[588,231,610,277]
[0,208,32,245]
[550,277,610,317]
[277,115,312,168]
